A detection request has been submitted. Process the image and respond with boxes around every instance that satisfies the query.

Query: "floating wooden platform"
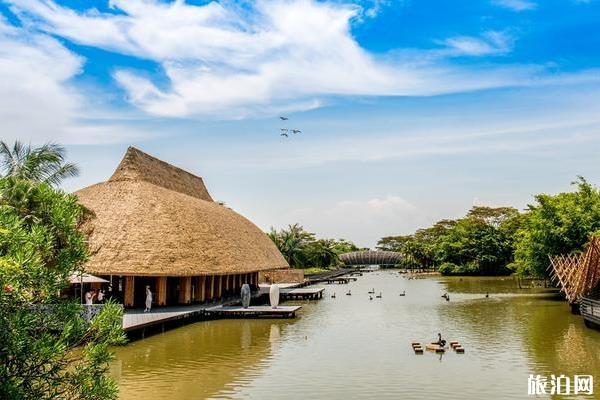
[280,287,324,300]
[206,305,301,318]
[411,342,424,354]
[425,343,446,353]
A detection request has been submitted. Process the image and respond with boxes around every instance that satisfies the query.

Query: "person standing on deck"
[144,286,153,312]
[97,289,105,304]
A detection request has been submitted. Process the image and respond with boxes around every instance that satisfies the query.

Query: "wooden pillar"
[179,276,192,304]
[204,276,210,301]
[156,276,167,306]
[224,273,230,293]
[124,276,135,307]
[194,277,205,302]
[209,276,215,300]
[237,274,242,289]
[216,275,223,298]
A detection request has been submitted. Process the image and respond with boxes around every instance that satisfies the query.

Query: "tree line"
[378,177,600,277]
[268,223,362,270]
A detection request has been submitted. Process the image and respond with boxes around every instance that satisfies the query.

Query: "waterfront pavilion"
[76,147,289,308]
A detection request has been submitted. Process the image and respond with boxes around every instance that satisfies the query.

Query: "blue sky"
[1,0,600,246]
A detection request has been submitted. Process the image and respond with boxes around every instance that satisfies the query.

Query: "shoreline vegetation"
[379,177,600,278]
[271,177,600,279]
[268,223,364,272]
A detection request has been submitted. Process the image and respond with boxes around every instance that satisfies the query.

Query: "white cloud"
[0,16,146,144]
[441,31,515,56]
[286,195,424,247]
[6,0,585,119]
[492,0,537,11]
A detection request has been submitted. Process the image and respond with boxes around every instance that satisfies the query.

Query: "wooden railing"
[581,296,600,327]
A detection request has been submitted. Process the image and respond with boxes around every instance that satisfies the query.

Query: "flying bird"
[291,129,301,134]
[280,133,289,137]
[279,116,289,120]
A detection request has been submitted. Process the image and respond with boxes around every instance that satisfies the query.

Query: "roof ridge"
[109,147,213,202]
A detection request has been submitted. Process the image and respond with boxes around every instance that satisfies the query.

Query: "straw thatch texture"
[76,147,288,276]
[111,146,213,202]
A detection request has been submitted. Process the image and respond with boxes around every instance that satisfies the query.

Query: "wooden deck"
[280,287,324,300]
[205,305,301,318]
[325,277,357,284]
[304,269,354,284]
[122,304,210,331]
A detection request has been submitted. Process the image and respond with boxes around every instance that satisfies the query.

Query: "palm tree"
[269,224,315,267]
[0,141,79,186]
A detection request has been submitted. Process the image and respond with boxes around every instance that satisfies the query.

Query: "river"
[112,271,600,399]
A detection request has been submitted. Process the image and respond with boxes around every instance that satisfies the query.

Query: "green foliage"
[268,224,360,269]
[0,177,126,399]
[513,177,600,276]
[438,262,458,275]
[378,206,522,275]
[0,141,79,186]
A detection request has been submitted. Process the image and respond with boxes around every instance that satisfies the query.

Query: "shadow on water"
[112,319,293,399]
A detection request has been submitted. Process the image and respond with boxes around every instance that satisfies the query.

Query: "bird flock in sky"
[279,116,301,138]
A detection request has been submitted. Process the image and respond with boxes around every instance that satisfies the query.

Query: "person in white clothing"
[84,290,96,305]
[144,286,153,312]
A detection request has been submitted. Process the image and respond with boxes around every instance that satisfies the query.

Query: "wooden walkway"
[205,305,301,318]
[304,269,354,284]
[280,287,324,300]
[122,304,211,331]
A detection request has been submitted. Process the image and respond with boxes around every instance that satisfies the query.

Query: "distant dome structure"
[339,250,402,267]
[76,147,288,307]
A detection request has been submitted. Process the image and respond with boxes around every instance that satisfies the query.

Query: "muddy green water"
[112,271,600,399]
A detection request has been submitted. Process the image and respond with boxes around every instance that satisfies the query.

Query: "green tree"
[378,206,521,275]
[268,225,358,269]
[0,141,79,186]
[0,178,125,399]
[513,177,600,276]
[268,224,315,267]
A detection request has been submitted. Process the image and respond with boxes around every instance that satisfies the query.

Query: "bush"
[438,262,459,275]
[0,178,126,399]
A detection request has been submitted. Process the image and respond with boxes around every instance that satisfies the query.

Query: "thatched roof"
[76,147,288,276]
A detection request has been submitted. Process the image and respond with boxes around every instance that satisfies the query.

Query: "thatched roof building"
[76,147,288,307]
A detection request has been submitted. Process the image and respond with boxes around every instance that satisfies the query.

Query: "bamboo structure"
[549,237,600,303]
[75,147,289,308]
[339,250,403,267]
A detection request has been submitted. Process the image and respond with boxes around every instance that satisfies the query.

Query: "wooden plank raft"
[411,342,424,354]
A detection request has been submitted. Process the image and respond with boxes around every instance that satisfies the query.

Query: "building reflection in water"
[112,319,292,399]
